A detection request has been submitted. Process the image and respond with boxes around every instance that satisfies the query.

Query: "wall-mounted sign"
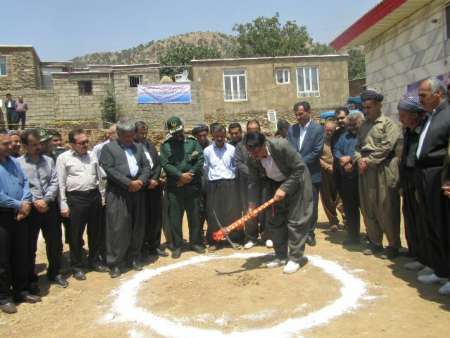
[138,83,192,104]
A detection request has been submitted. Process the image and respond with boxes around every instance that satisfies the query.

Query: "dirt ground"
[0,204,449,338]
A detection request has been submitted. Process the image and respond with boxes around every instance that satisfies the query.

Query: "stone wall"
[52,72,110,125]
[0,88,55,127]
[365,1,450,120]
[192,55,349,128]
[111,68,203,129]
[0,47,41,91]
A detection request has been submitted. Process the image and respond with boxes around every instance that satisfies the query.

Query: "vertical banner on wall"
[137,83,192,104]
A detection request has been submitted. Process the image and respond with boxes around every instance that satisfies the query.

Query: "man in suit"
[415,77,450,294]
[245,132,313,274]
[287,101,324,246]
[134,121,168,259]
[100,119,151,278]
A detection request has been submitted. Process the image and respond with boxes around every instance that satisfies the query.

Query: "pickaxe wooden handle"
[212,198,276,242]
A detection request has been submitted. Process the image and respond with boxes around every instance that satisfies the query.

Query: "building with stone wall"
[332,0,450,119]
[1,45,349,131]
[192,55,349,127]
[0,46,42,91]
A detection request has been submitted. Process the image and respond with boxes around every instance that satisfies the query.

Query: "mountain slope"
[72,32,238,65]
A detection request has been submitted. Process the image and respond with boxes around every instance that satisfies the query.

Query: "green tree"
[233,13,311,57]
[348,48,366,80]
[101,84,117,127]
[158,42,221,78]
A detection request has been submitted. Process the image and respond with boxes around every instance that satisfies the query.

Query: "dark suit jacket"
[247,138,312,204]
[141,140,161,181]
[287,120,324,184]
[99,140,151,192]
[417,101,450,168]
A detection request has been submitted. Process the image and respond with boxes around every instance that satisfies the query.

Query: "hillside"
[71,32,238,65]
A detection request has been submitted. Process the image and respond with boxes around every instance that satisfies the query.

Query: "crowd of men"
[0,76,449,315]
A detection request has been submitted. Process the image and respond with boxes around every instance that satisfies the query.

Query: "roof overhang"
[191,54,348,65]
[331,0,436,50]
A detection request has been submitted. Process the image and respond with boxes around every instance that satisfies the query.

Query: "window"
[78,81,93,95]
[129,75,143,87]
[0,56,6,76]
[296,66,320,97]
[223,69,247,101]
[275,68,290,84]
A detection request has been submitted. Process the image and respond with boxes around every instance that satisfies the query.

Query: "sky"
[0,0,379,61]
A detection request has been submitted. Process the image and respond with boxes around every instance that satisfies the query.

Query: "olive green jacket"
[160,136,204,189]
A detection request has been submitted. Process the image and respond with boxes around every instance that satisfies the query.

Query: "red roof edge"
[331,0,407,50]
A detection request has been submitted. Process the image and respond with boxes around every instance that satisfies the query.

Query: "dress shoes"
[49,274,69,288]
[191,245,205,254]
[172,248,182,259]
[0,301,17,314]
[89,263,110,273]
[15,292,42,304]
[363,243,383,256]
[155,248,169,257]
[109,266,121,279]
[131,260,143,271]
[73,270,87,281]
[29,281,40,295]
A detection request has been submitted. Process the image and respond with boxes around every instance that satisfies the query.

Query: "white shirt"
[260,147,286,182]
[416,113,432,159]
[124,148,139,177]
[93,140,110,178]
[203,143,236,181]
[56,150,101,210]
[143,149,154,169]
[298,120,311,150]
[93,140,110,160]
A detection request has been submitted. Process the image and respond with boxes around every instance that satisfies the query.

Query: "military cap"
[166,116,184,134]
[37,128,53,142]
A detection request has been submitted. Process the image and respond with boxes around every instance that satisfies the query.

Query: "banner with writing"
[137,83,192,104]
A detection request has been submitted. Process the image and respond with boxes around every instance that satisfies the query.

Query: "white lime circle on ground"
[106,253,367,338]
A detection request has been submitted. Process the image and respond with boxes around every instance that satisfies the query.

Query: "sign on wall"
[406,74,449,97]
[137,83,192,104]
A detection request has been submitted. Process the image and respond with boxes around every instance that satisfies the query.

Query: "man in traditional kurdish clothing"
[354,89,401,259]
[397,97,429,272]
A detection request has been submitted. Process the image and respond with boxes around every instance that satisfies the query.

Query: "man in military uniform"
[354,89,401,259]
[160,116,205,258]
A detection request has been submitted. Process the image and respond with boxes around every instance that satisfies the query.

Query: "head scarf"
[397,96,425,114]
[360,89,384,102]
